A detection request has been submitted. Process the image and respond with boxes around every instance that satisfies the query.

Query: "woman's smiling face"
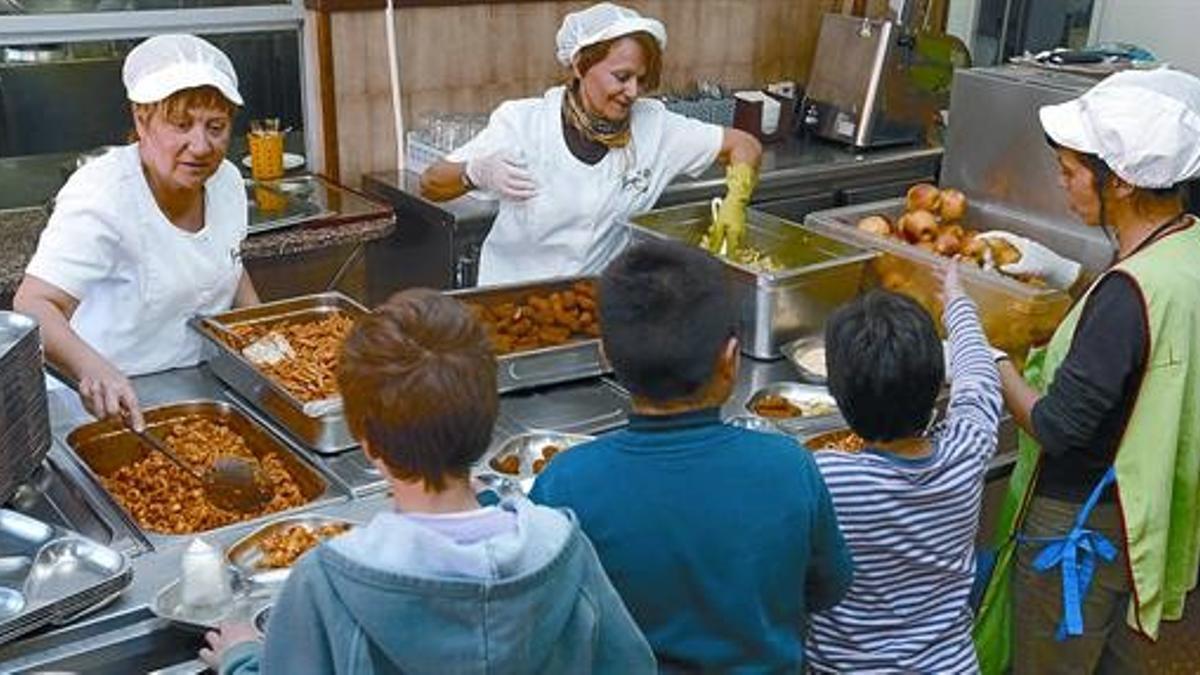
[577,36,649,122]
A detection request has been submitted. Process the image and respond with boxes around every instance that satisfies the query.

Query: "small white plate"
[242,152,305,171]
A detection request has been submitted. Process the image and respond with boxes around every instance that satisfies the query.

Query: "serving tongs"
[49,365,271,514]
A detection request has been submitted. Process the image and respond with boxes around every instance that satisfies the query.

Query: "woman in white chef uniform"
[14,34,258,430]
[421,2,763,286]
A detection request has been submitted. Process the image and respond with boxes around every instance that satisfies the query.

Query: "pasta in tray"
[99,416,308,534]
[228,312,356,402]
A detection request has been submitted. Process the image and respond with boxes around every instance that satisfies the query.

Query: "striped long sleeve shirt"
[806,295,1002,674]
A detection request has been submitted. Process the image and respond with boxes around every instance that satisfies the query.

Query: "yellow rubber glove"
[706,163,758,255]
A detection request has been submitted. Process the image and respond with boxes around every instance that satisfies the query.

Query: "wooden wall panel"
[319,0,848,181]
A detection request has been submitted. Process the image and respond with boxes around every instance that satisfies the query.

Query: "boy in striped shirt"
[806,265,1002,673]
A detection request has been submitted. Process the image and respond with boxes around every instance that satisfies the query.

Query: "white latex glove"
[976,231,1081,290]
[465,153,537,201]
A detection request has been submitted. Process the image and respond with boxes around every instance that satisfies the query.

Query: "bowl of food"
[226,515,356,578]
[779,336,828,385]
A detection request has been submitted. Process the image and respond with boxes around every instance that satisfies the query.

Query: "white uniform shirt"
[26,143,247,377]
[448,86,723,286]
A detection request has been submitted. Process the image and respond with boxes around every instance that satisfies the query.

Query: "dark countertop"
[364,137,944,232]
[0,175,395,299]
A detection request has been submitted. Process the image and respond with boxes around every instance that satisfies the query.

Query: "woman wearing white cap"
[14,34,258,430]
[420,2,762,286]
[974,69,1200,674]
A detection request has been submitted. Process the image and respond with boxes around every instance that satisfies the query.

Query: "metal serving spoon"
[51,366,270,513]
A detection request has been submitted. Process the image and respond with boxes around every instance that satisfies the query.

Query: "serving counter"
[0,343,1017,672]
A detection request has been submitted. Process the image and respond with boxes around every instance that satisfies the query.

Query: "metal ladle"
[51,366,270,513]
[125,420,269,514]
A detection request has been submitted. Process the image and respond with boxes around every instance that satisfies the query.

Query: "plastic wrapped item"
[180,538,232,611]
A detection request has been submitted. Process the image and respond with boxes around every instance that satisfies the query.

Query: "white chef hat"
[123,34,243,106]
[555,2,667,68]
[1040,68,1200,188]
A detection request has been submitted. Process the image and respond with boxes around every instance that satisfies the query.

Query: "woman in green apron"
[972,69,1200,674]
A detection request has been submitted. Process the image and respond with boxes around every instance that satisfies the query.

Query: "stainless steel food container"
[191,292,369,453]
[0,509,132,646]
[627,205,876,359]
[226,514,357,578]
[744,381,842,436]
[448,277,609,393]
[63,400,343,548]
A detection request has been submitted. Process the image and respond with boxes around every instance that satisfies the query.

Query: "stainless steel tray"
[476,431,595,494]
[744,382,842,435]
[226,514,357,579]
[779,336,828,385]
[64,400,342,546]
[151,566,278,632]
[191,292,369,453]
[0,509,133,646]
[448,277,609,393]
[627,205,876,359]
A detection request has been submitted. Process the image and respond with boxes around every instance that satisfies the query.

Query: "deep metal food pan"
[448,277,609,393]
[191,292,369,453]
[627,205,876,359]
[64,400,339,545]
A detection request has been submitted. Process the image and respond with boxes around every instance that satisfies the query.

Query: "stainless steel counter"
[0,350,1014,672]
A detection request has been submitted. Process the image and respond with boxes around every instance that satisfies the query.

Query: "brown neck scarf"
[563,81,632,149]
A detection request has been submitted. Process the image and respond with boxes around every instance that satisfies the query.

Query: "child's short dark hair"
[337,289,498,491]
[599,239,736,402]
[824,290,944,442]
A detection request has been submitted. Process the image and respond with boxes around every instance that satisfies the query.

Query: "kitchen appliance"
[800,13,927,149]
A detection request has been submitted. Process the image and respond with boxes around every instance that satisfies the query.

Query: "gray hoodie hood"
[308,499,635,674]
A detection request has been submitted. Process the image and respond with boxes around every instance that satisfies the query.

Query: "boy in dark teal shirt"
[531,240,853,673]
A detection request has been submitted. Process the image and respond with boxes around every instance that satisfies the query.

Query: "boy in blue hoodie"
[200,289,654,675]
[531,240,854,672]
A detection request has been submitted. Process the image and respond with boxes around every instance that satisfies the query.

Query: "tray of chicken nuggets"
[450,276,609,393]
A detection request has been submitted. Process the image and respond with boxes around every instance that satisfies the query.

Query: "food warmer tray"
[448,277,610,393]
[0,509,133,646]
[191,292,369,453]
[226,514,357,580]
[475,430,595,494]
[804,200,1073,360]
[743,381,844,436]
[627,205,876,359]
[63,400,344,549]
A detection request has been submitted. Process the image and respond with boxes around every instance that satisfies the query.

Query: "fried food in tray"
[228,312,356,402]
[99,417,307,534]
[750,394,837,419]
[465,280,601,356]
[491,443,563,476]
[805,429,868,453]
[256,522,352,570]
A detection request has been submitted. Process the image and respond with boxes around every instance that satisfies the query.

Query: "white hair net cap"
[123,34,243,106]
[1040,68,1200,188]
[555,2,667,68]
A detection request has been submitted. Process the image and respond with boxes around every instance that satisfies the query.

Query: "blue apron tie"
[1019,466,1118,640]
